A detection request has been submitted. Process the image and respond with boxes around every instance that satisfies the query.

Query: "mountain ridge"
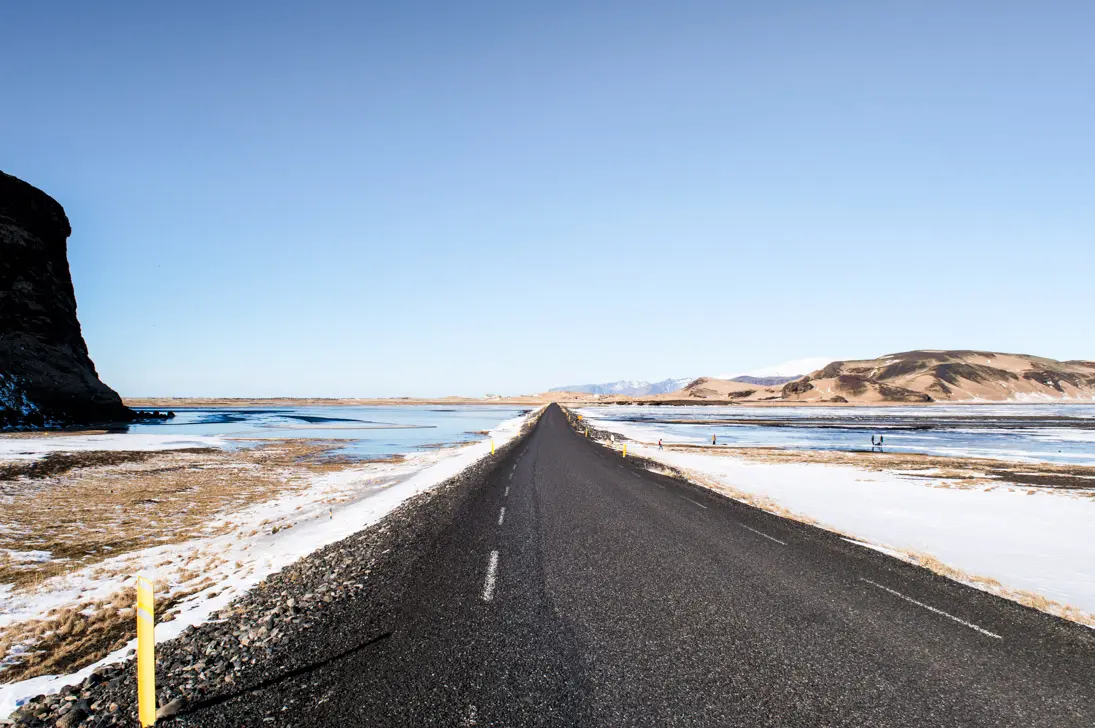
[781,350,1095,404]
[549,378,692,396]
[561,351,1095,404]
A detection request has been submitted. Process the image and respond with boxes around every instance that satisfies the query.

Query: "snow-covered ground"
[0,409,537,718]
[583,413,1095,625]
[0,433,227,461]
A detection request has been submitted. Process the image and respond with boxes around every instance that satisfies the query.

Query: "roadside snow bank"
[597,429,1095,621]
[0,409,537,718]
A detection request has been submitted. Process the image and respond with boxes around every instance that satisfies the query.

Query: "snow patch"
[720,357,833,379]
[0,433,229,462]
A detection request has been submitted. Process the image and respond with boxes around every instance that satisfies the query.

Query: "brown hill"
[642,377,783,403]
[780,350,1095,403]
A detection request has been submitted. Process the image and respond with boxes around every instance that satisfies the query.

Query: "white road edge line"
[498,507,506,526]
[860,578,1002,639]
[504,486,509,497]
[740,523,787,546]
[684,497,708,509]
[482,550,500,602]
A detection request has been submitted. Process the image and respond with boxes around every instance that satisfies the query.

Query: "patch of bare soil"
[0,430,110,440]
[0,449,214,481]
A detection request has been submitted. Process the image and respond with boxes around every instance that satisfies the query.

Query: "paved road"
[188,404,1095,727]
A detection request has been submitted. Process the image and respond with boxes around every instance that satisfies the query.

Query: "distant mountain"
[731,375,800,386]
[781,350,1095,403]
[668,377,780,401]
[549,378,692,396]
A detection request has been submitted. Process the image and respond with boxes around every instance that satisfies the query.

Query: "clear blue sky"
[3,1,1093,396]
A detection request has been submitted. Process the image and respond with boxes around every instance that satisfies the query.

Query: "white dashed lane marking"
[861,578,1002,639]
[498,507,506,526]
[683,497,708,510]
[739,523,787,546]
[482,551,500,602]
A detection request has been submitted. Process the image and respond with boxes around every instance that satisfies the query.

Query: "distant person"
[712,434,717,446]
[658,438,663,450]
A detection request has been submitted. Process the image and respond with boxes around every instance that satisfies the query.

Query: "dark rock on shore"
[0,171,135,428]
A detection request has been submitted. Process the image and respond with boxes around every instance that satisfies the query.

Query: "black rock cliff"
[1,170,133,427]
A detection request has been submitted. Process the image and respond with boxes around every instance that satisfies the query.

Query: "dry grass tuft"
[0,440,352,591]
[0,578,223,682]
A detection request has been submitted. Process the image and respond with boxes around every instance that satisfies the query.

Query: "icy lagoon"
[125,405,531,458]
[577,404,1095,465]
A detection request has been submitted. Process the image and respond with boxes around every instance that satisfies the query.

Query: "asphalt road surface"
[186,404,1095,727]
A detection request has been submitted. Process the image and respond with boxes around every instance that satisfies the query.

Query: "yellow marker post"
[623,444,627,458]
[136,576,156,727]
[491,439,495,455]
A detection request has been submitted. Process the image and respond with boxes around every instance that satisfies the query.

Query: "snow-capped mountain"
[719,357,833,380]
[549,378,692,396]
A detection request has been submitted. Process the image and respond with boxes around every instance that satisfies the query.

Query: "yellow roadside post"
[491,439,495,455]
[623,443,627,458]
[136,576,156,727]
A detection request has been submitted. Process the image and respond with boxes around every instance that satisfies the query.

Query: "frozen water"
[578,404,1095,465]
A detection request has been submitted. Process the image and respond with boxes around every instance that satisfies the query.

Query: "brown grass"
[0,580,213,683]
[0,434,472,682]
[902,551,1095,628]
[0,440,351,591]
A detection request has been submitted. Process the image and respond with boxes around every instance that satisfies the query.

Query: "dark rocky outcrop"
[1,171,135,428]
[876,383,934,403]
[782,377,814,397]
[816,361,846,379]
